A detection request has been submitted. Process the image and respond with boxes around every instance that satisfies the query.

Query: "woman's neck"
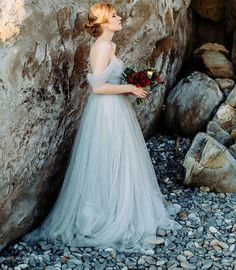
[97,31,114,42]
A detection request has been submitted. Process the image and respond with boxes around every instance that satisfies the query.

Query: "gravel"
[1,133,235,270]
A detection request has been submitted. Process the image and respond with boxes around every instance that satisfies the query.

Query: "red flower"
[123,66,161,99]
[127,75,134,84]
[132,71,151,87]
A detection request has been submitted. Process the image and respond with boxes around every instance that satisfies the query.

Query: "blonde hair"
[84,2,115,37]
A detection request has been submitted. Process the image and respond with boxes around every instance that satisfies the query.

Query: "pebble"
[178,211,188,220]
[202,261,212,269]
[104,248,117,258]
[209,226,220,234]
[230,244,236,252]
[181,261,197,269]
[177,254,187,262]
[232,224,236,232]
[210,239,219,246]
[213,245,222,252]
[218,241,229,249]
[137,258,145,265]
[155,237,165,245]
[145,256,156,265]
[68,258,83,265]
[228,238,236,244]
[156,228,166,236]
[156,260,165,266]
[17,264,28,269]
[149,266,157,270]
[184,250,194,259]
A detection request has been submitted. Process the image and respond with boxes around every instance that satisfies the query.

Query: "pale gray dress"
[24,58,182,254]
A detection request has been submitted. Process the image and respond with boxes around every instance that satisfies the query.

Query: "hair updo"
[84,2,114,37]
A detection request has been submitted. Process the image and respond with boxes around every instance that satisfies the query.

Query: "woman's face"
[105,9,122,32]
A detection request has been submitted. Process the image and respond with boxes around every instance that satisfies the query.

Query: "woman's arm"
[91,41,147,97]
[94,82,138,95]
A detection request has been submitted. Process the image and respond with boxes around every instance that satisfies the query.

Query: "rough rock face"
[191,0,225,22]
[0,0,192,250]
[183,132,236,192]
[225,0,236,35]
[164,71,224,137]
[189,0,236,71]
[122,0,192,136]
[225,0,236,71]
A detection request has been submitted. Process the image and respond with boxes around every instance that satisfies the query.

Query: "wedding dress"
[24,57,182,253]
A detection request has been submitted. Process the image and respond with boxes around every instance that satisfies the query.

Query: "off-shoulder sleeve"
[86,61,116,88]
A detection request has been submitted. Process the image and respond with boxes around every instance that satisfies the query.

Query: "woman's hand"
[129,85,148,98]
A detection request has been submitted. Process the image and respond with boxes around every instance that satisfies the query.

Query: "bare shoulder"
[92,40,112,55]
[89,40,113,72]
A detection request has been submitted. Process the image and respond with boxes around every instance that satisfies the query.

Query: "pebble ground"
[0,133,235,270]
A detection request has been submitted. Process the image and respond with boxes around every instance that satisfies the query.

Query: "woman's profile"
[24,1,182,254]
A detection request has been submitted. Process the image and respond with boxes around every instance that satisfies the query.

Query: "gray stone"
[145,256,156,265]
[183,132,236,192]
[229,144,236,159]
[156,260,165,266]
[212,103,236,133]
[177,254,187,262]
[226,86,236,108]
[215,78,235,90]
[18,264,28,269]
[181,261,197,269]
[202,261,212,269]
[165,71,223,137]
[68,259,83,265]
[206,121,234,147]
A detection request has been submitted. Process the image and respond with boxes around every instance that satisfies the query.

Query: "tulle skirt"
[24,92,181,253]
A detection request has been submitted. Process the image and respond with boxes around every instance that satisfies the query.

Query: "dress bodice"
[87,58,124,88]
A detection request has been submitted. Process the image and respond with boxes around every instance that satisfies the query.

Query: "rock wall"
[0,0,191,250]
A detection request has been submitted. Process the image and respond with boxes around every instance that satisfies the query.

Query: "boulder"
[165,71,223,137]
[206,121,234,147]
[194,43,235,79]
[212,104,236,133]
[183,132,236,192]
[193,42,229,56]
[0,0,192,250]
[127,0,192,137]
[215,78,235,91]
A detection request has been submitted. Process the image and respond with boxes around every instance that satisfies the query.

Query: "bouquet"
[123,66,161,105]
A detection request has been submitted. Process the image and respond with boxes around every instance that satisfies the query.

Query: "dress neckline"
[88,57,123,75]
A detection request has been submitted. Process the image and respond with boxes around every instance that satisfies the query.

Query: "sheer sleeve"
[86,61,117,88]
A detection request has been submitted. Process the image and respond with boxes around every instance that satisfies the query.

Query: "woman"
[24,2,181,254]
